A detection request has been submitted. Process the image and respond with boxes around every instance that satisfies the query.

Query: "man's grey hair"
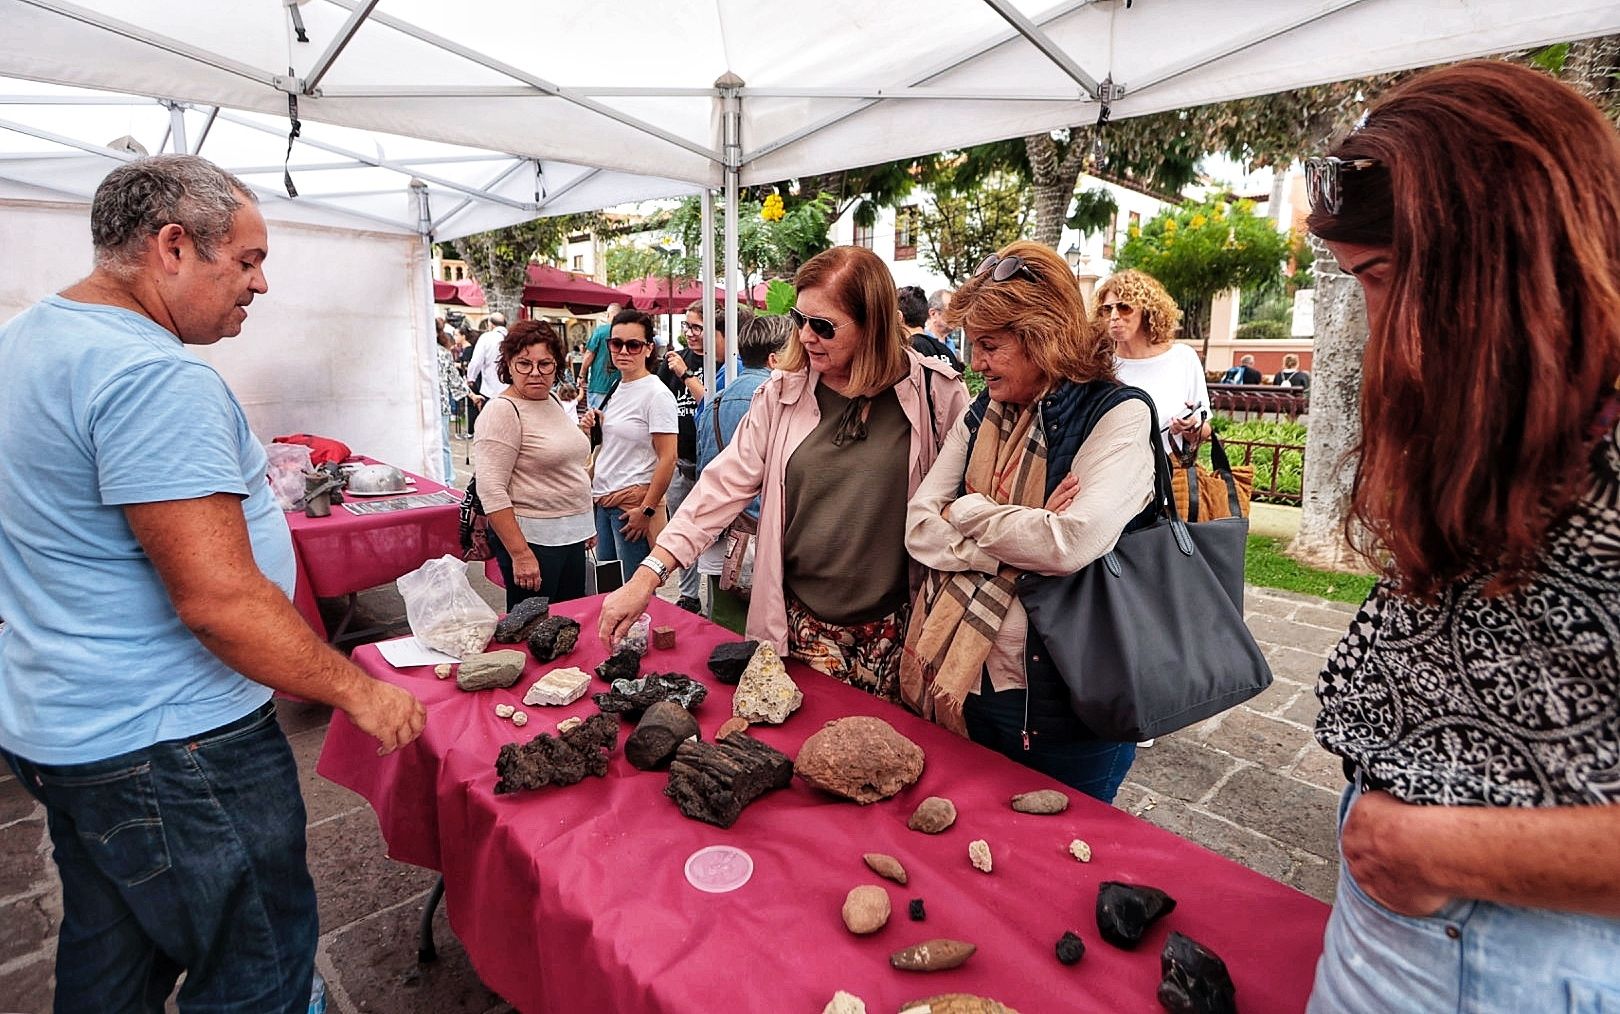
[1240,354,1256,365]
[738,313,793,367]
[927,289,951,314]
[489,312,507,328]
[90,155,256,279]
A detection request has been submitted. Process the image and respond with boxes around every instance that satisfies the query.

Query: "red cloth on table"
[318,597,1328,1013]
[285,459,461,637]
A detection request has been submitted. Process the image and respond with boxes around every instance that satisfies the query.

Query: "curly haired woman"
[1092,269,1210,454]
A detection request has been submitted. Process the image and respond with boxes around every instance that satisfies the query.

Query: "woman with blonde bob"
[1095,269,1210,453]
[600,246,967,699]
[902,241,1155,801]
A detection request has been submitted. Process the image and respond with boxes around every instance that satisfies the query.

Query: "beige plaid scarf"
[900,399,1047,734]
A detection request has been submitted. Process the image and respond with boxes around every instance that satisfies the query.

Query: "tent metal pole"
[744,0,1091,164]
[0,116,138,161]
[718,75,743,385]
[431,158,532,234]
[303,0,381,95]
[411,178,446,482]
[164,101,187,155]
[14,0,281,88]
[701,189,714,395]
[192,106,219,154]
[979,0,1100,96]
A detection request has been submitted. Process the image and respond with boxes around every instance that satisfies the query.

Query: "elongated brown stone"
[891,939,976,972]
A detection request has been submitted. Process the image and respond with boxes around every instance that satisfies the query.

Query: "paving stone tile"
[0,816,49,899]
[322,888,506,1014]
[287,725,367,825]
[1245,615,1346,657]
[1243,593,1298,621]
[1128,735,1240,804]
[1287,853,1341,904]
[0,892,56,966]
[276,698,334,737]
[1112,781,1152,815]
[1209,766,1341,861]
[1246,586,1342,607]
[1262,644,1333,683]
[1289,744,1349,793]
[1136,797,1295,882]
[1245,677,1305,719]
[1202,708,1315,769]
[0,953,53,1014]
[307,810,436,936]
[1293,605,1358,631]
[1280,688,1323,728]
[0,774,40,826]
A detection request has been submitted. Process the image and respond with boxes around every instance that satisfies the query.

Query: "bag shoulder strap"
[712,384,729,451]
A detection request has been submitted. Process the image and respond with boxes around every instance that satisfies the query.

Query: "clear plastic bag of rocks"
[396,555,498,658]
[264,442,312,511]
[615,612,652,657]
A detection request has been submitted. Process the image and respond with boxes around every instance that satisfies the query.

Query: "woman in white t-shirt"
[580,308,678,576]
[1096,270,1211,456]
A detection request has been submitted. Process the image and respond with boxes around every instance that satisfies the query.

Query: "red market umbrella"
[620,275,771,316]
[432,278,486,308]
[522,264,631,314]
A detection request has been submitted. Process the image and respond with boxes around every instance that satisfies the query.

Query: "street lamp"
[1065,243,1100,306]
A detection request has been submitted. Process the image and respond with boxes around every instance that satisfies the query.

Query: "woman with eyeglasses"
[579,307,678,578]
[472,319,594,610]
[599,246,968,699]
[1093,270,1210,455]
[901,241,1154,801]
[1298,62,1620,1012]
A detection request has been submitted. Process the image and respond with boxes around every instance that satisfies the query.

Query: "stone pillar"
[1291,240,1370,572]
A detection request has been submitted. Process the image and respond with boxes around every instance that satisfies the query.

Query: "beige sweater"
[904,399,1154,691]
[472,394,592,518]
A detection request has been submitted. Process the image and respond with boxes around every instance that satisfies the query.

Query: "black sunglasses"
[608,338,650,353]
[974,254,1039,284]
[1304,156,1378,215]
[788,306,847,342]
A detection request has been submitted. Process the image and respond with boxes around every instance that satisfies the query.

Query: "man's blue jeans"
[2,701,318,1013]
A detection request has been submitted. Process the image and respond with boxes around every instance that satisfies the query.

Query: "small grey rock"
[455,649,526,691]
[908,796,957,834]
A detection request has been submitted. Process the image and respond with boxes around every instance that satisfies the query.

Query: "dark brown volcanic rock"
[624,701,700,771]
[525,615,580,662]
[493,597,550,643]
[664,732,793,828]
[493,714,618,794]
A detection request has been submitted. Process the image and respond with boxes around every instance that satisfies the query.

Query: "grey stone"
[1136,797,1295,882]
[1202,708,1311,769]
[1287,854,1342,903]
[454,649,526,692]
[1263,645,1332,683]
[1010,789,1068,814]
[1244,676,1306,718]
[1246,614,1346,658]
[1293,605,1357,632]
[1209,766,1341,860]
[1127,736,1238,805]
[1289,745,1348,793]
[1280,689,1324,728]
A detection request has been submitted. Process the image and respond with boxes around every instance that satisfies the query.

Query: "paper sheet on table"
[375,635,461,669]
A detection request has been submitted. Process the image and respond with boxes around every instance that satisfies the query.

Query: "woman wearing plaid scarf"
[902,241,1156,801]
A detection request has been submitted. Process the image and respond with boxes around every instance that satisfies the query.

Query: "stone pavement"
[0,576,1357,1013]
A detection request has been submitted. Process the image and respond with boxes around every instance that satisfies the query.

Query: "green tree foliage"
[667,192,836,291]
[1114,198,1289,350]
[1066,187,1119,237]
[456,213,601,317]
[602,243,667,286]
[918,173,1032,284]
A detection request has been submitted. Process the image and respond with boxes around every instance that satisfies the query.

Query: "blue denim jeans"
[594,504,652,576]
[440,413,456,484]
[664,467,701,601]
[3,701,318,1014]
[1309,783,1620,1013]
[962,679,1136,803]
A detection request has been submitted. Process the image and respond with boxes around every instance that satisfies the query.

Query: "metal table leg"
[418,875,446,964]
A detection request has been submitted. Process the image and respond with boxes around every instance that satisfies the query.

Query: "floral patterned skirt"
[786,596,910,702]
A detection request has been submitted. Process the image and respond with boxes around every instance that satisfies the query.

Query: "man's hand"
[666,350,687,378]
[344,679,427,756]
[619,508,651,543]
[1340,789,1453,916]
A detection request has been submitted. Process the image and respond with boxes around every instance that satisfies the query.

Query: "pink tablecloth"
[318,597,1329,1013]
[284,459,461,637]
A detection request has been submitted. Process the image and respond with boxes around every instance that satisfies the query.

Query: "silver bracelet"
[638,557,670,582]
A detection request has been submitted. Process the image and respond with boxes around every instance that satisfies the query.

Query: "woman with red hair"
[1306,61,1620,1009]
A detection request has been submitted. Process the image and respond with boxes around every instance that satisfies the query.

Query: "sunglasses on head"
[787,306,846,342]
[1304,156,1379,215]
[608,338,650,353]
[974,254,1039,284]
[1097,301,1135,317]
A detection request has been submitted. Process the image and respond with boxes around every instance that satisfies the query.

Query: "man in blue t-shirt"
[578,300,622,409]
[0,155,426,1011]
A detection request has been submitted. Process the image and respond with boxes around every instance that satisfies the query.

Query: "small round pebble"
[841,885,891,935]
[511,711,529,727]
[494,703,515,718]
[968,839,992,873]
[557,716,584,733]
[1068,839,1092,863]
[908,796,957,834]
[908,898,926,921]
[434,663,453,679]
[1055,930,1086,965]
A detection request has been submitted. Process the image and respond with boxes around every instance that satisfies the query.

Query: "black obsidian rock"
[1157,932,1236,1014]
[525,615,580,662]
[909,898,926,921]
[1056,930,1086,966]
[706,639,759,684]
[493,596,550,643]
[1096,881,1177,949]
[595,646,641,684]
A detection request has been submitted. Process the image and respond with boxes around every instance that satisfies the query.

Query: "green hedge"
[1203,418,1306,500]
[1235,320,1290,341]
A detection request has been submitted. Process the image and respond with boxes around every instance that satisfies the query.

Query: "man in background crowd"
[579,301,621,409]
[900,284,963,373]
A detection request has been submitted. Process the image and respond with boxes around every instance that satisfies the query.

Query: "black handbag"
[1017,400,1271,741]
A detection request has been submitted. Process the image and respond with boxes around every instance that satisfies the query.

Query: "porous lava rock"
[593,674,707,720]
[841,884,891,934]
[1157,932,1237,1014]
[455,649,526,692]
[890,939,976,972]
[595,646,641,684]
[664,732,793,828]
[908,796,957,833]
[707,639,759,684]
[794,716,923,803]
[732,643,802,723]
[493,597,550,643]
[1096,881,1177,949]
[625,701,700,771]
[525,615,580,662]
[1010,789,1068,814]
[493,713,618,794]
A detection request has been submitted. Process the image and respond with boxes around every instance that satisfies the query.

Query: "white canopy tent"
[2,0,1616,473]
